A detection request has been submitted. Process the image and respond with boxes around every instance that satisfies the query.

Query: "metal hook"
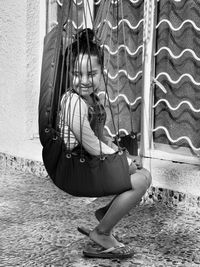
[152,78,167,94]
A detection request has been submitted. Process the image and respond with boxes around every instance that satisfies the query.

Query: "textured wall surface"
[0,0,43,155]
[25,0,41,139]
[0,0,26,153]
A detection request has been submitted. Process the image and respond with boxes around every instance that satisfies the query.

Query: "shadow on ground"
[0,165,200,267]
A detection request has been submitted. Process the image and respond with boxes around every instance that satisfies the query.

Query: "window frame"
[141,0,200,165]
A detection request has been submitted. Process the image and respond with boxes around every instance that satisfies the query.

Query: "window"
[142,0,200,164]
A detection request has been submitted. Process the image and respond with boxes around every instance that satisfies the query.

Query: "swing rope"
[48,0,69,131]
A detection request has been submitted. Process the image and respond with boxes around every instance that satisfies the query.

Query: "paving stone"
[0,162,200,267]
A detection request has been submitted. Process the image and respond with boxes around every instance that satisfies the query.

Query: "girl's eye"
[88,72,95,77]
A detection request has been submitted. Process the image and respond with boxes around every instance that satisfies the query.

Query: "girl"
[59,28,152,259]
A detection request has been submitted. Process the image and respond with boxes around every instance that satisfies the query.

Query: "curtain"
[154,0,200,152]
[94,0,144,136]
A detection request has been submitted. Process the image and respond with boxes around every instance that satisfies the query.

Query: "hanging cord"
[55,27,69,135]
[95,0,112,108]
[75,3,85,161]
[93,0,122,150]
[62,3,74,153]
[95,0,117,122]
[120,0,135,139]
[127,103,136,140]
[66,20,74,153]
[48,0,69,130]
[115,0,121,142]
[102,0,122,150]
[59,2,69,140]
[82,8,105,158]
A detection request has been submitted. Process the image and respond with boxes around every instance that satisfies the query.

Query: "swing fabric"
[38,0,137,197]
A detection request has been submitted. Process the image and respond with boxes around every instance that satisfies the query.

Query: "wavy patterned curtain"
[154,0,200,153]
[50,0,200,156]
[94,0,144,137]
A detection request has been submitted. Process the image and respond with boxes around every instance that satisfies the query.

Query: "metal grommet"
[53,136,58,141]
[45,128,50,133]
[117,137,121,142]
[80,158,85,163]
[66,154,71,159]
[118,150,123,155]
[100,156,106,161]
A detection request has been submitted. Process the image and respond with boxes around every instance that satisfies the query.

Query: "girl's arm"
[101,135,119,151]
[66,94,116,156]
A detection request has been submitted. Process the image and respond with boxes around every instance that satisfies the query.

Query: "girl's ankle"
[95,226,111,236]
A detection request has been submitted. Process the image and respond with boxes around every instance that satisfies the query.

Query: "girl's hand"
[129,161,137,175]
[102,136,119,152]
[128,155,142,169]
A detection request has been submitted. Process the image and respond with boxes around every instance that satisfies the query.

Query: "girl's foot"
[89,227,123,249]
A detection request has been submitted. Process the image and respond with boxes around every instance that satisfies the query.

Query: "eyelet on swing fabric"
[38,0,132,197]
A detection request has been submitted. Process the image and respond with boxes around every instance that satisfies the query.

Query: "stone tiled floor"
[0,163,200,267]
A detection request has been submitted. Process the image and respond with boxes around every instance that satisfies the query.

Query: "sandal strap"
[101,244,125,254]
[113,245,134,255]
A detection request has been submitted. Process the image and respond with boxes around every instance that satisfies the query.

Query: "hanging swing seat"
[38,1,135,198]
[39,26,132,197]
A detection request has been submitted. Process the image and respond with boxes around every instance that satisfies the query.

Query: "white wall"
[0,0,45,158]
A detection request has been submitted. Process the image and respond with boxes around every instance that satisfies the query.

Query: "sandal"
[77,226,121,241]
[83,244,134,259]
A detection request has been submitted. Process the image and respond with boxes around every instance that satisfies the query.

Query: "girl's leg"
[90,168,152,249]
[95,196,116,221]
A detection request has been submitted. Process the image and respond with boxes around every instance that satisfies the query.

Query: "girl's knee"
[142,168,152,189]
[130,169,152,191]
[131,172,150,193]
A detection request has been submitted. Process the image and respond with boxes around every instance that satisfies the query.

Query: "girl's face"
[72,53,102,99]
